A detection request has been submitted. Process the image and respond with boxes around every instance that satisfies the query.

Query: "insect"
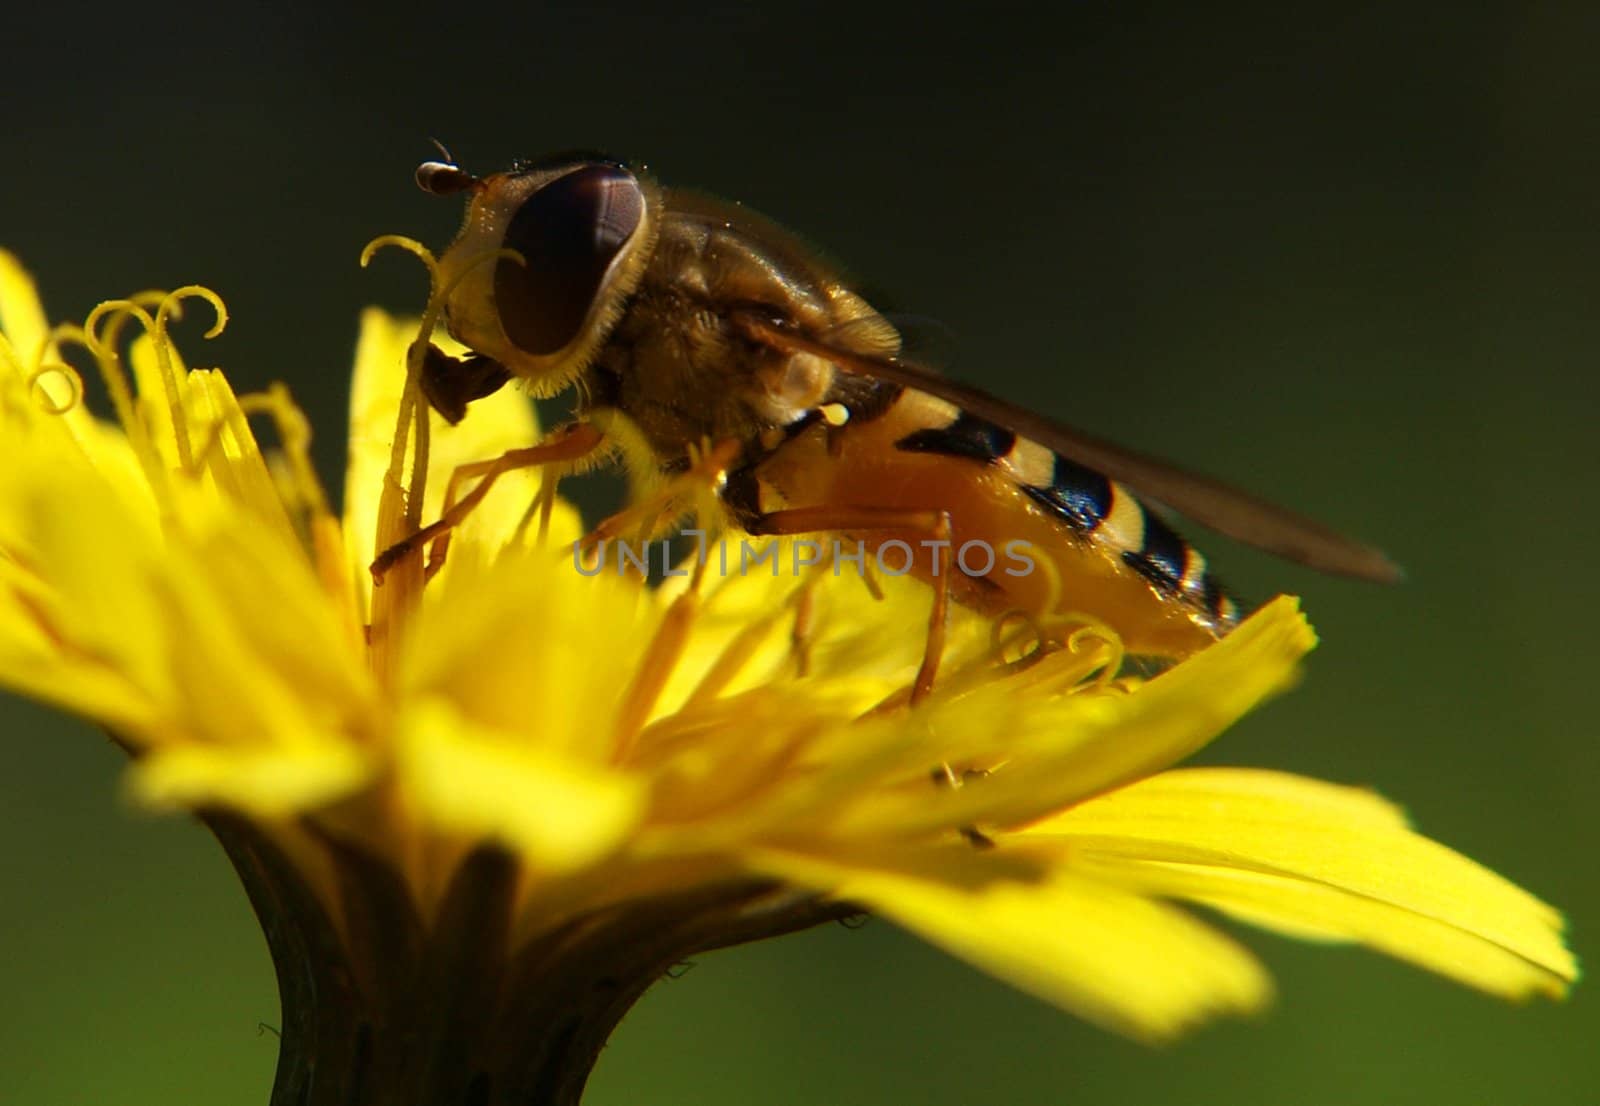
[379,151,1398,699]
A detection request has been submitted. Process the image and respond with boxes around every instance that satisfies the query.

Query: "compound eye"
[494,164,646,356]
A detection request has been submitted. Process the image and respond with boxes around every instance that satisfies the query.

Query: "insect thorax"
[579,210,878,474]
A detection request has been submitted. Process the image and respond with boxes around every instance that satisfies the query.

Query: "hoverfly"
[378,151,1398,699]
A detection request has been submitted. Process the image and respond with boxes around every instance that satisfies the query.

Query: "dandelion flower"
[0,247,1575,1106]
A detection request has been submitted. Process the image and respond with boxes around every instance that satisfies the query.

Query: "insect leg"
[747,505,953,704]
[422,452,555,582]
[371,422,605,583]
[611,584,699,764]
[579,439,743,555]
[790,568,819,678]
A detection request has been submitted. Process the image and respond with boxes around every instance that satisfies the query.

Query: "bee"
[381,151,1398,698]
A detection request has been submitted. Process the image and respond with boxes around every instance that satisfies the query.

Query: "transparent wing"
[734,310,1402,584]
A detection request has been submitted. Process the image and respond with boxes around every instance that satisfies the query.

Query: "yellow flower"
[0,248,1575,1102]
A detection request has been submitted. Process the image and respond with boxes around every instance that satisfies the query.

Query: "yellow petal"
[397,698,646,872]
[403,541,656,760]
[0,627,154,736]
[754,845,1271,1041]
[1029,767,1577,998]
[183,367,300,544]
[657,539,992,718]
[627,686,869,838]
[0,253,146,462]
[0,409,373,752]
[815,596,1317,838]
[0,249,49,361]
[128,742,372,817]
[343,308,413,571]
[127,332,184,472]
[155,502,376,747]
[0,436,174,699]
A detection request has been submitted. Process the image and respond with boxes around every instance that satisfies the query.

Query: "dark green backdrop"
[3,4,1594,1103]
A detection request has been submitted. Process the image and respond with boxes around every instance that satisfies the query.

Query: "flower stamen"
[682,598,794,708]
[151,285,229,471]
[359,236,438,536]
[359,238,527,684]
[25,361,83,415]
[79,299,164,484]
[1065,621,1126,691]
[359,236,443,681]
[612,591,699,763]
[234,384,328,518]
[990,608,1046,665]
[362,238,526,542]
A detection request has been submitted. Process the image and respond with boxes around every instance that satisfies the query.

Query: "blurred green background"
[3,3,1595,1103]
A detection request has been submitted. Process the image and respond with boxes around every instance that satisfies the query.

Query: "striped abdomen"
[897,409,1239,633]
[747,390,1240,659]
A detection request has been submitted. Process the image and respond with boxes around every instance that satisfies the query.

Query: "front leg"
[371,422,606,582]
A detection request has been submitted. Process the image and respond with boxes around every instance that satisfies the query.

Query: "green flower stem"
[207,814,851,1105]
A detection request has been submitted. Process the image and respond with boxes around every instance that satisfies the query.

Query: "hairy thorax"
[580,201,894,471]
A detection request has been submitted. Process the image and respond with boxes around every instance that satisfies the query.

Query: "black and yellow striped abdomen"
[748,391,1240,660]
